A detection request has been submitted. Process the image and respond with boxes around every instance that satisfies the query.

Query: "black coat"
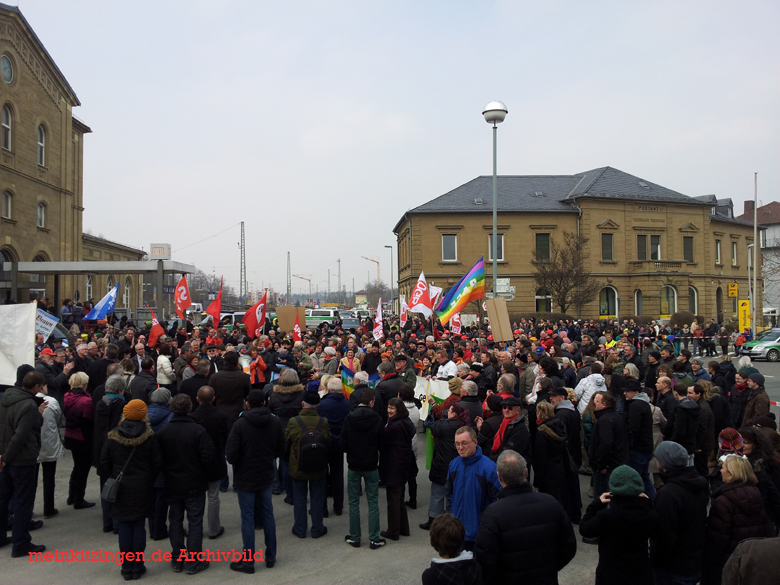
[474,483,576,585]
[379,416,415,488]
[459,395,483,429]
[554,401,582,467]
[155,414,215,499]
[86,358,114,395]
[209,369,251,431]
[92,394,125,467]
[340,405,384,471]
[429,418,463,485]
[625,396,654,456]
[476,413,503,459]
[589,407,629,472]
[657,390,677,430]
[128,371,157,404]
[179,373,210,406]
[362,352,383,376]
[696,397,715,454]
[267,382,305,429]
[493,414,530,463]
[224,407,285,491]
[670,398,700,455]
[190,402,229,482]
[533,418,579,521]
[651,467,709,576]
[349,384,386,422]
[98,419,162,522]
[708,391,732,438]
[579,495,658,585]
[375,373,406,405]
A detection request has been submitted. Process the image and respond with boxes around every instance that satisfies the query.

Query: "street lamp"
[384,245,394,312]
[483,101,508,297]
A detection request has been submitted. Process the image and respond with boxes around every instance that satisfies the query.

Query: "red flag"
[148,309,165,347]
[407,272,433,319]
[242,290,267,339]
[451,313,462,335]
[174,276,191,320]
[293,314,302,343]
[205,277,223,329]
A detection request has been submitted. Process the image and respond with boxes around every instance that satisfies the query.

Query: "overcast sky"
[15,0,780,297]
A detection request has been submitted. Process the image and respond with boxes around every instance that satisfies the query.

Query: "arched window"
[37,125,46,166]
[1,190,11,219]
[30,253,47,287]
[106,276,114,293]
[635,290,643,315]
[688,286,698,315]
[1,104,11,150]
[85,275,93,301]
[660,285,677,318]
[535,288,552,312]
[123,277,131,308]
[1,247,17,279]
[37,202,46,228]
[599,287,617,318]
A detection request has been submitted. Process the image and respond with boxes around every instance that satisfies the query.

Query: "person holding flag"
[205,278,223,330]
[242,291,268,340]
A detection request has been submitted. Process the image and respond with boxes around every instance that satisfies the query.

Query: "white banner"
[0,303,36,385]
[36,309,60,339]
[451,313,461,335]
[416,376,451,419]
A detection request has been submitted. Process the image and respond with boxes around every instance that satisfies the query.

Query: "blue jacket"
[445,446,501,541]
[317,392,351,439]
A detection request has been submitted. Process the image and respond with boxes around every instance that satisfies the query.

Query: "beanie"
[608,465,645,497]
[150,388,171,404]
[655,441,689,472]
[650,351,662,361]
[303,391,321,406]
[448,377,463,396]
[718,428,744,456]
[486,394,503,413]
[123,399,147,421]
[746,413,777,431]
[246,390,266,408]
[748,373,765,386]
[15,364,36,388]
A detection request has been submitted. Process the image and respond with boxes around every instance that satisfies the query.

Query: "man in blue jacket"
[445,426,501,550]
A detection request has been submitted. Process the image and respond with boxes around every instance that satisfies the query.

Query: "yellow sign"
[738,299,751,332]
[728,283,739,298]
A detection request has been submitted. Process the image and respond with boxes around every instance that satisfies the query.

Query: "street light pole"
[385,245,393,312]
[483,101,508,297]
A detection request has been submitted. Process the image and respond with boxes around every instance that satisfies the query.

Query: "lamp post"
[385,244,394,313]
[482,101,508,297]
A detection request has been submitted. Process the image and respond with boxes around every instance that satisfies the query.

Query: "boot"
[419,517,434,530]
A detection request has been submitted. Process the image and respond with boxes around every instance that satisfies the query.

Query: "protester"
[268,368,306,504]
[225,390,284,573]
[589,391,629,503]
[318,377,351,518]
[36,378,64,520]
[422,514,482,585]
[63,371,95,509]
[99,399,162,580]
[399,385,421,509]
[623,380,655,498]
[380,397,416,541]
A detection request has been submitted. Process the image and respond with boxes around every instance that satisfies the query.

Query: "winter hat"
[748,373,765,386]
[549,387,568,398]
[718,428,744,456]
[246,390,266,408]
[123,399,147,421]
[691,357,704,366]
[448,377,463,396]
[624,379,642,394]
[324,347,336,356]
[470,362,483,373]
[746,413,777,431]
[486,394,503,412]
[303,391,321,406]
[150,388,171,404]
[608,465,644,497]
[649,351,662,361]
[15,364,36,388]
[517,353,529,364]
[655,441,689,472]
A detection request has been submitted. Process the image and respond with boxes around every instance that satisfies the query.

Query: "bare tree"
[363,279,390,308]
[532,231,603,315]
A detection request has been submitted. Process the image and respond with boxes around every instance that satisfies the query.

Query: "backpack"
[294,415,328,473]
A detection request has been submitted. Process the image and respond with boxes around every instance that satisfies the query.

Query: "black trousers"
[385,485,408,538]
[148,486,168,540]
[65,439,92,504]
[405,457,418,504]
[324,446,344,513]
[36,462,57,516]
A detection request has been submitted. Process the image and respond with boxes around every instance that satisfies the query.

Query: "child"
[421,514,482,585]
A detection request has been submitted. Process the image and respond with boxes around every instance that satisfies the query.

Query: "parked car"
[742,327,780,362]
[306,308,340,328]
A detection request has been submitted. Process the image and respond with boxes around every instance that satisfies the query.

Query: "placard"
[275,305,307,333]
[483,297,514,342]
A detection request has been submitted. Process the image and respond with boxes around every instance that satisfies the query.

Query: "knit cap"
[718,428,744,456]
[448,377,463,396]
[655,441,689,472]
[150,388,171,404]
[123,399,147,421]
[748,373,765,386]
[608,465,644,497]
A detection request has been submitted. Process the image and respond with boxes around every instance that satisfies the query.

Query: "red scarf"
[493,413,518,453]
[735,381,748,394]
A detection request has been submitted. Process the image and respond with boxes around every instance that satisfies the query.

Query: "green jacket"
[297,352,313,375]
[286,408,330,480]
[400,365,417,389]
[0,387,43,466]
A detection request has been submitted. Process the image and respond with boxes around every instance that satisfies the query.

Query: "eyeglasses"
[502,406,516,410]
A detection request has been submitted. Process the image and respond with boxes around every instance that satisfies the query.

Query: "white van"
[306,308,340,328]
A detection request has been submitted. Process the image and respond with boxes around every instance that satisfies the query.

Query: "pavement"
[2,358,778,584]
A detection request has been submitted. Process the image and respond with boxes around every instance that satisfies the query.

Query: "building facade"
[739,200,780,318]
[394,166,761,325]
[0,3,144,308]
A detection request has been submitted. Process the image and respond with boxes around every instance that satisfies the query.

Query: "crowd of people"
[1,309,779,583]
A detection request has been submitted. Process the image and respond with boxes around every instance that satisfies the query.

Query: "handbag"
[101,446,137,503]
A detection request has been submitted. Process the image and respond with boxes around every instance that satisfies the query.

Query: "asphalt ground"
[2,359,779,585]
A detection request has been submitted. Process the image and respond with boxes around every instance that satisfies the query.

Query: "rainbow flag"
[340,366,381,398]
[435,256,486,325]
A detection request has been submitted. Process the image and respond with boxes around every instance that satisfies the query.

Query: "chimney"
[744,200,755,217]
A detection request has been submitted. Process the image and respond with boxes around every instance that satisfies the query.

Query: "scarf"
[493,413,518,453]
[735,381,748,394]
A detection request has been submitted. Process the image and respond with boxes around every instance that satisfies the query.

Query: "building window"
[37,203,46,228]
[688,286,698,314]
[637,235,647,260]
[37,125,46,166]
[441,234,457,261]
[488,234,504,262]
[1,104,11,151]
[535,288,552,312]
[599,287,617,318]
[106,276,114,293]
[123,277,131,308]
[683,236,694,262]
[761,230,767,248]
[1,190,11,219]
[85,275,93,301]
[602,233,614,261]
[535,233,551,261]
[651,235,661,260]
[660,285,677,318]
[635,289,643,315]
[715,239,721,264]
[732,241,738,266]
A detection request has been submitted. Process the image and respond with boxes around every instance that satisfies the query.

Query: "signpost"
[739,299,751,332]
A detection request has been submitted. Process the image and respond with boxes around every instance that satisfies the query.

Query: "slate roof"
[738,201,780,226]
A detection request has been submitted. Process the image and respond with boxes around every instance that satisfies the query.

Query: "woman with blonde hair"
[63,371,95,509]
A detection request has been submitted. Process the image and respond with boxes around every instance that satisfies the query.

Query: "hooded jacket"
[575,373,606,415]
[445,445,501,542]
[156,414,215,498]
[340,405,384,471]
[99,419,162,522]
[651,466,709,576]
[670,397,700,455]
[225,406,285,490]
[421,550,482,585]
[554,400,582,467]
[267,382,306,429]
[147,402,173,434]
[589,407,630,472]
[625,393,654,456]
[317,392,351,439]
[286,408,331,480]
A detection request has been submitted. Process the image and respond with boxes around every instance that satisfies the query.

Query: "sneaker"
[186,561,209,575]
[229,561,255,574]
[369,538,386,550]
[345,535,360,548]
